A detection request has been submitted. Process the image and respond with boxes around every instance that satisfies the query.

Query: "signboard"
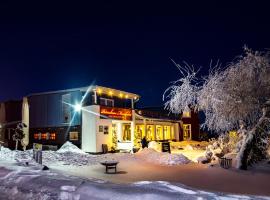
[100,106,132,121]
[161,142,171,153]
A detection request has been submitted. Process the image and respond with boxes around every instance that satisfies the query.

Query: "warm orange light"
[119,93,123,98]
[125,94,129,98]
[109,91,113,96]
[134,96,137,100]
[97,89,102,94]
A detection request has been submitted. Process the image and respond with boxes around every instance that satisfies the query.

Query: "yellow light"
[134,96,137,100]
[109,91,113,96]
[125,94,129,99]
[119,93,123,98]
[97,89,102,94]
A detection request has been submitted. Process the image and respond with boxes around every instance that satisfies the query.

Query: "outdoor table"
[100,161,119,174]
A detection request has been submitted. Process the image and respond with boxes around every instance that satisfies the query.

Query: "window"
[163,126,171,140]
[41,133,47,140]
[107,99,114,107]
[183,124,192,140]
[100,98,114,107]
[146,125,155,141]
[69,131,79,141]
[182,111,191,118]
[122,124,131,141]
[34,133,39,140]
[135,125,145,140]
[50,133,56,140]
[155,125,164,140]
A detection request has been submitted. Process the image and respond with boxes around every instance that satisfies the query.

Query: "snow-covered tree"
[12,122,27,151]
[164,48,270,169]
[163,60,200,114]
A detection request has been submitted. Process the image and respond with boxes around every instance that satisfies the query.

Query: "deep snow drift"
[0,142,192,167]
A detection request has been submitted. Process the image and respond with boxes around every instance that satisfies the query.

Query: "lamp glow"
[74,104,82,112]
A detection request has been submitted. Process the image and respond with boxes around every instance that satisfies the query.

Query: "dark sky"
[0,1,269,107]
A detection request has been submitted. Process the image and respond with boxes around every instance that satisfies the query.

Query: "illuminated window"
[122,124,131,141]
[34,133,39,140]
[41,133,47,140]
[183,124,192,140]
[146,125,155,140]
[163,126,171,140]
[135,125,145,140]
[182,111,191,118]
[155,125,164,140]
[69,132,79,141]
[50,133,56,140]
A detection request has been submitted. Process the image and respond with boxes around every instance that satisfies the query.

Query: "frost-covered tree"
[164,48,270,169]
[163,60,200,114]
[12,122,27,151]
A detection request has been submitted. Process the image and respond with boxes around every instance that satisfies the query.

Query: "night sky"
[0,1,269,107]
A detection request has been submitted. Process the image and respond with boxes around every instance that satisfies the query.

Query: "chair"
[102,144,108,154]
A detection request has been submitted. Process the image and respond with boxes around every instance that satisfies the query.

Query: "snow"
[0,141,193,167]
[57,141,86,154]
[136,148,191,165]
[0,161,269,200]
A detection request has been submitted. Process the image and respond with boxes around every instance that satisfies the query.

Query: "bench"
[100,161,119,174]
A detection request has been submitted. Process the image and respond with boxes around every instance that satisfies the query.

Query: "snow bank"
[57,141,86,154]
[0,147,32,162]
[148,141,162,152]
[136,148,190,165]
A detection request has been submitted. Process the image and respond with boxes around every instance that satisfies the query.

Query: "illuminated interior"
[122,124,131,141]
[134,124,175,141]
[182,111,191,118]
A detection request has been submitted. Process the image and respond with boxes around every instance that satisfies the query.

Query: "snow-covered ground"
[0,142,193,167]
[0,161,269,200]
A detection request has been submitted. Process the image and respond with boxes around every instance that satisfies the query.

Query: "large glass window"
[163,126,171,140]
[135,125,145,140]
[122,124,131,141]
[146,125,155,140]
[155,125,163,140]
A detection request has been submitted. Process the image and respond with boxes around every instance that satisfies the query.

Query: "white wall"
[82,105,113,153]
[96,119,113,152]
[82,105,99,152]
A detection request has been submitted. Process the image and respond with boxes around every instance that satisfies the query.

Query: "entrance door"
[183,124,192,140]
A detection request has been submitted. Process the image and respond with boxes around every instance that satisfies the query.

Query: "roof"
[27,85,140,101]
[135,107,181,121]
